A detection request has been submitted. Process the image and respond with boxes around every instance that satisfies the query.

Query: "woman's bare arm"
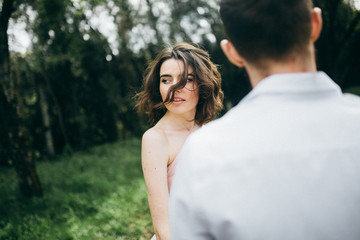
[142,129,172,240]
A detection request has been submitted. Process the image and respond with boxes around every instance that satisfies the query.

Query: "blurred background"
[0,0,360,238]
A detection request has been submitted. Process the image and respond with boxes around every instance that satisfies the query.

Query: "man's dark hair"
[220,0,313,66]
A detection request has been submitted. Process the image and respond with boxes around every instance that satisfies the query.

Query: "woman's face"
[159,58,199,117]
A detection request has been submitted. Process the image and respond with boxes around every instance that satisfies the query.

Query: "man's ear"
[220,39,245,68]
[311,7,323,42]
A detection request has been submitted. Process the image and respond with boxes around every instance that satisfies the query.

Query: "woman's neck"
[161,111,196,131]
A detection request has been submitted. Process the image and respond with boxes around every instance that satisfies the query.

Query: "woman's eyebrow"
[160,74,172,78]
[160,73,194,78]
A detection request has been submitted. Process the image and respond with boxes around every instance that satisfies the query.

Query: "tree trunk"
[0,87,12,166]
[8,105,44,197]
[0,85,43,197]
[38,82,55,156]
[0,0,13,84]
[0,0,43,197]
[40,66,73,154]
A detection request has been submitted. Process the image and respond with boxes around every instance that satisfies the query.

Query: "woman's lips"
[172,97,185,103]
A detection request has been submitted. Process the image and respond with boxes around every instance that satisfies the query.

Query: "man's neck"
[246,51,317,88]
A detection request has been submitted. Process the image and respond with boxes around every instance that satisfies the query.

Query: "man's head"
[220,0,318,69]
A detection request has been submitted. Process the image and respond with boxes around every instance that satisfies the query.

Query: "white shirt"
[169,72,360,240]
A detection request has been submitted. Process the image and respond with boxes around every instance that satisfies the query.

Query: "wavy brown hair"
[135,43,224,126]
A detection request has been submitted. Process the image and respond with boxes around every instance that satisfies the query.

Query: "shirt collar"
[242,71,342,102]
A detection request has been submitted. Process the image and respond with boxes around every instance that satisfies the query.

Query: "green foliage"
[5,0,359,161]
[344,86,360,95]
[0,138,153,239]
[314,0,360,88]
[2,0,360,199]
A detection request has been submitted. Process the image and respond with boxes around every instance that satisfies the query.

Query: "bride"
[135,42,223,239]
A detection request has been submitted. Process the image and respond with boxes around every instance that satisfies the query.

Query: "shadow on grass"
[0,138,153,240]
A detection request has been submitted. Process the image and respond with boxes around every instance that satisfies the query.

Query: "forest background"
[0,0,360,237]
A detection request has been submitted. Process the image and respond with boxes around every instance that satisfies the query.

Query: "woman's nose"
[173,78,181,88]
[174,78,183,91]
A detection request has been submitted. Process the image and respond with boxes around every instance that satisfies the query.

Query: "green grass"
[0,138,153,240]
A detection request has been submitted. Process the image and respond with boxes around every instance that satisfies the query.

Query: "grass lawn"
[0,138,153,240]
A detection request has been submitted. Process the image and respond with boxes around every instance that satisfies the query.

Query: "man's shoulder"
[184,105,249,152]
[342,93,360,106]
[195,101,255,135]
[194,108,239,140]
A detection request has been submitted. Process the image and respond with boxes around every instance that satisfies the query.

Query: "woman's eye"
[161,79,169,83]
[187,78,194,82]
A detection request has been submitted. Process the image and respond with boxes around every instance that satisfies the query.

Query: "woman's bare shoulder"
[141,126,170,166]
[142,126,168,146]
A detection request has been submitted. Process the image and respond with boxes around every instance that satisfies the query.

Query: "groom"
[169,0,360,239]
